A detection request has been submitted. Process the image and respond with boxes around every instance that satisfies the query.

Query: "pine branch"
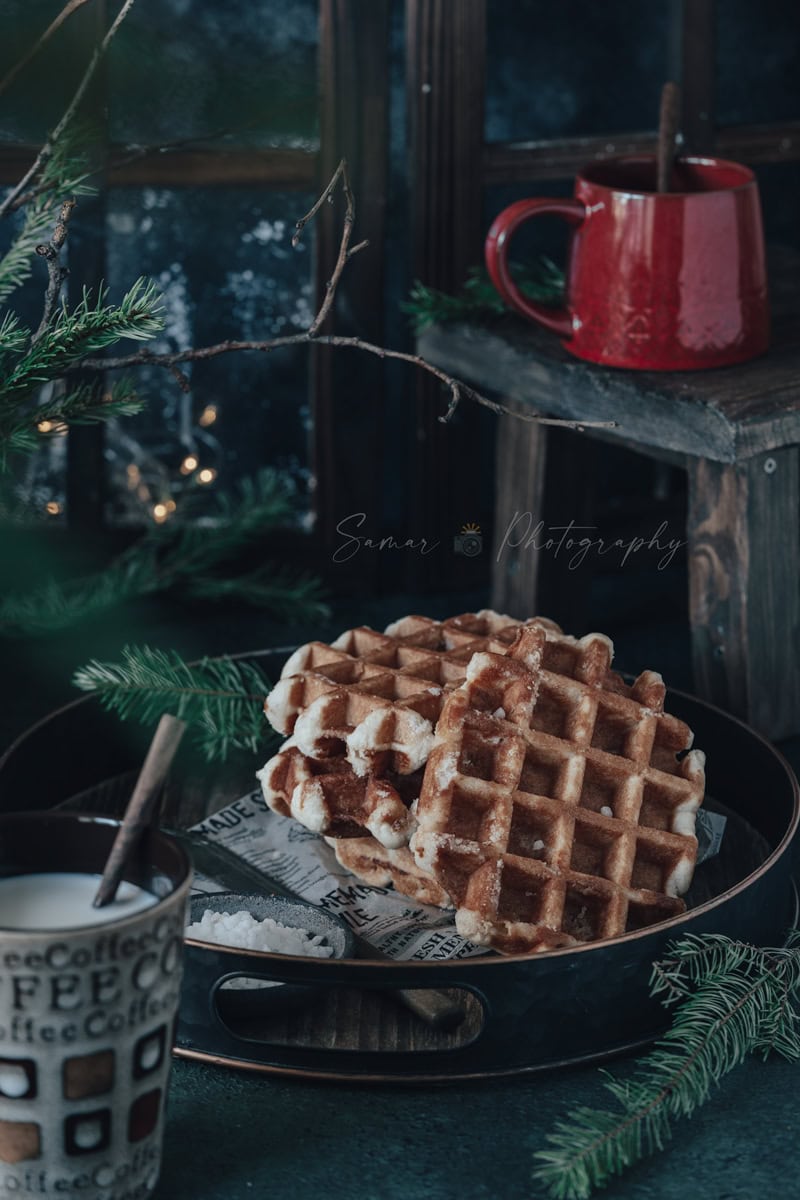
[0,278,164,404]
[534,933,800,1200]
[403,260,565,334]
[73,645,278,763]
[186,564,329,621]
[0,379,145,457]
[0,312,28,361]
[0,470,327,635]
[0,130,95,305]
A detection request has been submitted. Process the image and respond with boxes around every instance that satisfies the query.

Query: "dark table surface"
[3,591,799,1200]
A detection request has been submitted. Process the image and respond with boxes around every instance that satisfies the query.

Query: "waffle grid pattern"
[412,629,705,953]
[264,611,618,778]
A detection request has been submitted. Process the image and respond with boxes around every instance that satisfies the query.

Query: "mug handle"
[484,197,586,338]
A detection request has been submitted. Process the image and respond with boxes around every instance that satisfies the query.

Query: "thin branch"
[75,334,613,429]
[293,158,369,336]
[0,0,136,220]
[31,197,75,344]
[0,0,94,99]
[61,157,614,432]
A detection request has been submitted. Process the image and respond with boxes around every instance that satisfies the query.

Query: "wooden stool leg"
[687,447,800,740]
[491,400,547,618]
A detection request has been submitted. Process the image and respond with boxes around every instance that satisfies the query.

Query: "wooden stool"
[419,252,800,741]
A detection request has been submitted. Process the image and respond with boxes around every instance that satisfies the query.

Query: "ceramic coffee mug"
[0,812,191,1200]
[485,155,769,370]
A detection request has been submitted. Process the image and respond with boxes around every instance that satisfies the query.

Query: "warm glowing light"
[166,499,177,513]
[37,420,54,433]
[199,405,217,427]
[45,501,61,515]
[137,484,151,502]
[197,468,217,485]
[180,454,199,475]
[152,503,169,523]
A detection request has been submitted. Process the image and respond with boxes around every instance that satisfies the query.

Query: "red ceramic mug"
[485,156,769,371]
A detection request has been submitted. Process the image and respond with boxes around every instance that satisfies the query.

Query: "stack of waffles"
[257,611,705,953]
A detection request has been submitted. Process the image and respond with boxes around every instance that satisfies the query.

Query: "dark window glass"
[104,186,314,526]
[485,0,672,143]
[108,0,319,149]
[716,0,800,125]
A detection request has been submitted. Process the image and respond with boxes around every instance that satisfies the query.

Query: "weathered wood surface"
[687,448,800,740]
[0,147,316,189]
[418,251,800,464]
[482,121,800,185]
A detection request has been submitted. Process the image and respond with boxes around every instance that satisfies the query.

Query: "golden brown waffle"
[324,836,452,910]
[411,627,706,954]
[264,610,618,779]
[257,741,421,849]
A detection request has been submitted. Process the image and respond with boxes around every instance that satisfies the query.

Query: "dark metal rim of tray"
[177,681,799,1081]
[2,659,799,1081]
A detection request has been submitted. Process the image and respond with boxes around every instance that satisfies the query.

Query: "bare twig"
[293,158,369,336]
[66,159,615,432]
[76,335,612,429]
[31,197,75,344]
[0,0,94,99]
[0,0,137,221]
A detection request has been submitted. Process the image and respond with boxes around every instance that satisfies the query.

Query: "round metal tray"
[1,650,797,1082]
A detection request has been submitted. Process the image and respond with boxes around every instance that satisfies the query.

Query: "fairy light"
[152,503,169,524]
[45,501,61,515]
[197,467,217,485]
[37,420,54,433]
[198,405,217,427]
[137,483,151,502]
[180,454,199,475]
[166,499,177,513]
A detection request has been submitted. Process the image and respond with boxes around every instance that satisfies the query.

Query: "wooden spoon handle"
[657,81,681,193]
[94,713,186,907]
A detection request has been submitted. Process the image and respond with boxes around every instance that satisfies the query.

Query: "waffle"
[325,836,452,910]
[257,740,420,849]
[411,626,706,954]
[264,610,618,779]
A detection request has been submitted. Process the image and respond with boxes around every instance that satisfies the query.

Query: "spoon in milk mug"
[93,711,187,908]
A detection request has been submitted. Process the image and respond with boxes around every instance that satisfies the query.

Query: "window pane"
[108,0,319,149]
[0,0,100,143]
[485,0,672,144]
[716,0,800,125]
[104,187,314,526]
